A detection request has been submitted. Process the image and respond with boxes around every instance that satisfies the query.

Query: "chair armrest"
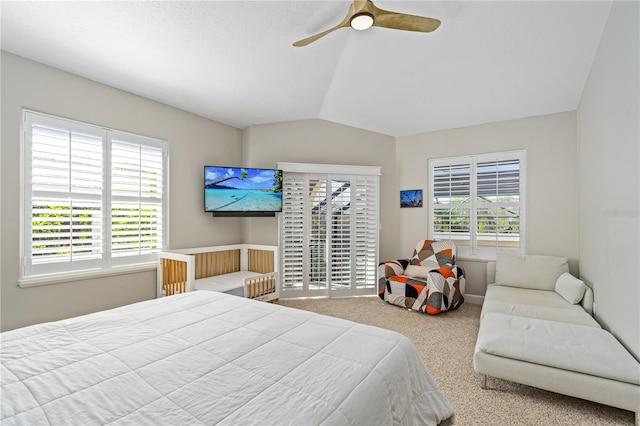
[443,263,466,279]
[378,259,409,279]
[377,259,409,300]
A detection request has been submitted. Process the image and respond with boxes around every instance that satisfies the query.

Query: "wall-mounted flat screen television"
[204,166,283,216]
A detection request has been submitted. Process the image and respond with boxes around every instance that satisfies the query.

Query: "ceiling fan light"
[350,13,374,31]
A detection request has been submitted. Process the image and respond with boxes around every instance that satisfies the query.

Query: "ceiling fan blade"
[293,3,356,47]
[372,5,441,33]
[293,21,349,47]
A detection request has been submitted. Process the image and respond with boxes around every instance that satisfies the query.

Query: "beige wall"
[241,119,400,261]
[577,1,639,359]
[0,52,243,330]
[396,112,579,298]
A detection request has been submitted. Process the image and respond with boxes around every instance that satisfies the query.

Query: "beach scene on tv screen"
[205,167,282,211]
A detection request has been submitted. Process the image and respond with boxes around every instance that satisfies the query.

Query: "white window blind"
[278,163,380,298]
[280,174,305,290]
[432,163,472,249]
[352,175,378,289]
[110,136,165,262]
[428,151,525,257]
[309,177,328,291]
[22,111,168,279]
[329,178,351,288]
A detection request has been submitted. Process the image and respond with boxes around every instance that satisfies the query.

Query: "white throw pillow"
[404,264,436,279]
[495,253,569,291]
[555,272,586,304]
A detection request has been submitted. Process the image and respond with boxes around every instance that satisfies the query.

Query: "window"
[428,150,525,257]
[278,163,379,298]
[22,110,168,282]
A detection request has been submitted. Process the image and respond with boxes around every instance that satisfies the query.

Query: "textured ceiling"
[1,1,612,137]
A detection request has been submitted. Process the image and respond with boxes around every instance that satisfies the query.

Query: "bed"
[0,291,454,425]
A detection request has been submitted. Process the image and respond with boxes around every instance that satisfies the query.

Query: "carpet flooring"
[278,297,635,425]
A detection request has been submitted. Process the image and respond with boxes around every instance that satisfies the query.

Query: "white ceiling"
[1,1,612,137]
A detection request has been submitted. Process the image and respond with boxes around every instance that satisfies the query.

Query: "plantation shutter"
[476,158,522,252]
[110,134,165,264]
[329,178,351,290]
[431,162,472,248]
[308,177,328,292]
[278,163,380,299]
[429,151,525,257]
[353,175,378,293]
[22,110,167,280]
[25,113,105,276]
[280,174,306,292]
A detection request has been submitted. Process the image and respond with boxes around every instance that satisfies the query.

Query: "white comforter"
[1,291,453,425]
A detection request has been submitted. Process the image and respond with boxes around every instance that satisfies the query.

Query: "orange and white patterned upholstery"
[378,240,465,315]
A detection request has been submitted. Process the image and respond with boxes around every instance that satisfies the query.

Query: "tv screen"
[204,166,283,214]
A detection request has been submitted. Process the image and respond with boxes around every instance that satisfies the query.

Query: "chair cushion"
[495,253,569,291]
[404,264,433,279]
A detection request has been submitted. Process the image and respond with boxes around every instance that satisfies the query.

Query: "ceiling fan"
[293,0,441,47]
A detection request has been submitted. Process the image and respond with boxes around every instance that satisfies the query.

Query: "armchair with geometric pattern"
[378,240,465,314]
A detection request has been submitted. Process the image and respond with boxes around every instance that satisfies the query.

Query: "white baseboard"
[465,294,485,305]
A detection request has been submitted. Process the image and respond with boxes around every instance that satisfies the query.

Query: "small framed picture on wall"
[400,189,423,208]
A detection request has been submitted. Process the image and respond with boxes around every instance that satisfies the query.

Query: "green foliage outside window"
[32,203,160,257]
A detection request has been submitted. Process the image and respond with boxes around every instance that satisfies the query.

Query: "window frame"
[427,150,526,259]
[19,110,169,287]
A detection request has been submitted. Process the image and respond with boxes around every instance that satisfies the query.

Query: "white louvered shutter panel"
[281,173,306,293]
[110,134,165,264]
[476,158,521,252]
[329,178,351,290]
[432,162,471,248]
[308,177,328,291]
[26,113,104,275]
[353,175,378,292]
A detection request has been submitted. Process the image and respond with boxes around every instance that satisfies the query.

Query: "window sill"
[458,249,524,263]
[18,262,157,288]
[457,255,495,263]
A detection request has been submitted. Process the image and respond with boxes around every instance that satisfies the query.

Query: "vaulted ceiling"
[1,1,612,136]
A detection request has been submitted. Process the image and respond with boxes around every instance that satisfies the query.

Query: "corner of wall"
[241,126,252,167]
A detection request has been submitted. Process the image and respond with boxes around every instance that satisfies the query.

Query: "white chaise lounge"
[473,253,640,424]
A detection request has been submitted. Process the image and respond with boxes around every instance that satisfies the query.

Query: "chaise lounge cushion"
[495,253,569,291]
[477,313,640,386]
[481,284,601,327]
